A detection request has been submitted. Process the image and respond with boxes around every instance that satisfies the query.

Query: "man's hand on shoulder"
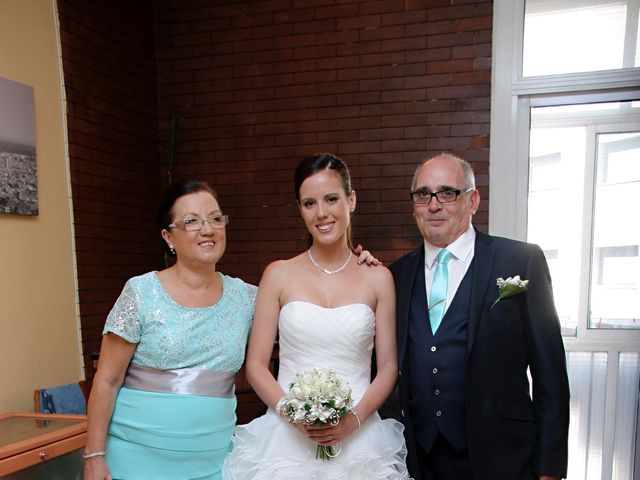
[353,244,382,266]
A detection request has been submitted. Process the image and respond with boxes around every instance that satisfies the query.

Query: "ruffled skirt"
[222,410,411,479]
[106,387,236,480]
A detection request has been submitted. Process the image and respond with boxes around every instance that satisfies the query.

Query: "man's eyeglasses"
[410,187,473,205]
[168,214,229,232]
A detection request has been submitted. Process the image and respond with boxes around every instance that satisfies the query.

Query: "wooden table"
[0,412,87,478]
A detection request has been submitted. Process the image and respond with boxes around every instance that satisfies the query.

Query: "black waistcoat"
[407,253,475,453]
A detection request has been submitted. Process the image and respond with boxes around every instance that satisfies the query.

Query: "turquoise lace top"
[103,271,257,372]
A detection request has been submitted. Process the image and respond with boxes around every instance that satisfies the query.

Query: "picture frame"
[0,76,38,216]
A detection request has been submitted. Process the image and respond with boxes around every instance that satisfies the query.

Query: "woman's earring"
[169,246,175,255]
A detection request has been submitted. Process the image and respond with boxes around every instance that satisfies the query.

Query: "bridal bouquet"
[279,368,354,460]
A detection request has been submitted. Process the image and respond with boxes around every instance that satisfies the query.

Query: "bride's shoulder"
[356,263,394,294]
[262,253,306,278]
[357,262,392,281]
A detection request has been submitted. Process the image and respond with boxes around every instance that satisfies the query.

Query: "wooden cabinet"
[0,412,86,478]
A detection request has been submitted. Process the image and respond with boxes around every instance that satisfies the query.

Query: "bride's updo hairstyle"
[294,153,354,248]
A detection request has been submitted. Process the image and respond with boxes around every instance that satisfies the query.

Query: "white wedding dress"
[222,301,410,479]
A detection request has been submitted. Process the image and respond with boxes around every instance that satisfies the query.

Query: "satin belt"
[123,364,235,398]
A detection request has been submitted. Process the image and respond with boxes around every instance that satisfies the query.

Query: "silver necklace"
[307,249,352,275]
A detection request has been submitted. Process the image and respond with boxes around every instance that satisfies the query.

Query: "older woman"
[83,180,257,480]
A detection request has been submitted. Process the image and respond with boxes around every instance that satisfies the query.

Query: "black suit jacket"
[388,230,569,480]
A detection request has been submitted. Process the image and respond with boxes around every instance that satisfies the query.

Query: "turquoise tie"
[429,249,453,334]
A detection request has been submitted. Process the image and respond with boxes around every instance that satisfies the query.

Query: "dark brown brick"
[59,0,492,425]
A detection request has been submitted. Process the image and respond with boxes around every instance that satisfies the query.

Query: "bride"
[223,153,410,479]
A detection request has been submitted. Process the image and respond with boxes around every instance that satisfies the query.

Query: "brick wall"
[57,0,492,417]
[58,0,162,376]
[154,0,492,287]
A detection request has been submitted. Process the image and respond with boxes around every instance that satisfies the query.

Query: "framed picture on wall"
[0,76,37,216]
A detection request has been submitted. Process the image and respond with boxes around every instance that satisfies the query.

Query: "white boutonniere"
[490,275,529,309]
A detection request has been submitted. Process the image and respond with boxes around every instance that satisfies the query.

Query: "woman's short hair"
[157,179,217,230]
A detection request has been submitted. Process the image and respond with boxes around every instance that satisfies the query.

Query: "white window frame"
[490,0,640,344]
[490,0,640,235]
[490,1,640,478]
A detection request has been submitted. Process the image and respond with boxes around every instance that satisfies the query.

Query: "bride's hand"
[353,244,381,266]
[303,412,360,446]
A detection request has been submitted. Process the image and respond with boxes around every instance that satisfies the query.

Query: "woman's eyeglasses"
[168,215,229,231]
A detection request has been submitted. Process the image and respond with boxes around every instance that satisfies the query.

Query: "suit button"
[432,368,438,374]
[436,410,442,417]
[434,389,440,395]
[430,346,437,352]
[398,370,402,376]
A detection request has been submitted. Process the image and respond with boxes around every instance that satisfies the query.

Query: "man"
[388,153,569,480]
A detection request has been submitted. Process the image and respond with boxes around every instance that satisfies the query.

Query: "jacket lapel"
[467,230,496,356]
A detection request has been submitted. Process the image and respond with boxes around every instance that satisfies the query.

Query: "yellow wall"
[0,0,81,411]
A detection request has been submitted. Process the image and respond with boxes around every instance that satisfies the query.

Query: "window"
[527,103,640,333]
[523,0,640,76]
[491,1,640,478]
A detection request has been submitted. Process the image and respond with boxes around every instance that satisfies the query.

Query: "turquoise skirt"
[106,387,236,480]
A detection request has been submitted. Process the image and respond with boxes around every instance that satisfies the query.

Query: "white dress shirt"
[424,224,476,316]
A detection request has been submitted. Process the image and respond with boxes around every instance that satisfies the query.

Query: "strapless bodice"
[277,301,375,403]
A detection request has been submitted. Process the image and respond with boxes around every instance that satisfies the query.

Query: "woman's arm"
[245,262,286,410]
[353,266,398,422]
[83,333,136,480]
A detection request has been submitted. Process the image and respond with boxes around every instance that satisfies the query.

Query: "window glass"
[590,132,640,328]
[566,351,607,479]
[528,101,640,332]
[528,123,586,334]
[613,352,640,478]
[523,0,639,76]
